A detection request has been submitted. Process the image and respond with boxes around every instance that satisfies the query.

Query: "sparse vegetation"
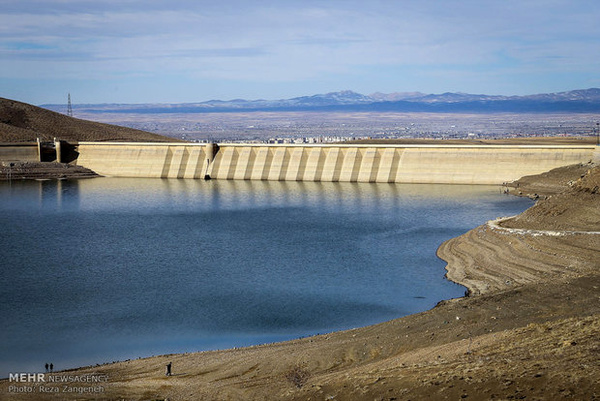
[285,366,311,388]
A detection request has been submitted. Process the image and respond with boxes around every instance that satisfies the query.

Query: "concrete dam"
[74,142,599,185]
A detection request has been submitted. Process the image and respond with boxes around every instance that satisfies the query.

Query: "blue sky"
[1,0,599,104]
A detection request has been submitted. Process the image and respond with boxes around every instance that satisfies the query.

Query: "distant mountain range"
[43,88,600,114]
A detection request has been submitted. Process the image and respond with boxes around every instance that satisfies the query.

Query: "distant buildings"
[264,136,371,144]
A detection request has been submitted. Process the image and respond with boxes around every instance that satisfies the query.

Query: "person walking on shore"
[166,362,172,376]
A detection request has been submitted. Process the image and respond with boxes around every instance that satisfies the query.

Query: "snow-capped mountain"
[42,88,600,114]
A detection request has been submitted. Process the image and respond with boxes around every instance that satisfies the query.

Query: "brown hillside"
[503,163,600,231]
[0,97,177,143]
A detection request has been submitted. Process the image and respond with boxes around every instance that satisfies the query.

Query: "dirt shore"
[1,164,599,400]
[0,161,98,181]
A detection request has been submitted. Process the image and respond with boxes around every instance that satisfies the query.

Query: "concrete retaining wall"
[77,142,212,179]
[0,143,40,162]
[76,142,598,184]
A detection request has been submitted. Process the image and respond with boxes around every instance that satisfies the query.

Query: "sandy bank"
[1,164,599,400]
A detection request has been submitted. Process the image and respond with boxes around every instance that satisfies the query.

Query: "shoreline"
[1,163,599,400]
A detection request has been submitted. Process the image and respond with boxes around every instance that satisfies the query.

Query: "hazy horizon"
[35,87,600,107]
[2,1,599,105]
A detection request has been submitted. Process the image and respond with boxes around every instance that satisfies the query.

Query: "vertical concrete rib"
[357,147,379,182]
[376,148,396,182]
[251,147,270,180]
[215,147,236,179]
[54,139,62,163]
[321,147,341,181]
[263,147,275,180]
[244,147,257,180]
[167,147,184,178]
[268,147,287,180]
[177,147,190,178]
[184,147,203,179]
[285,147,305,181]
[304,147,324,181]
[183,147,197,178]
[339,148,361,182]
[36,138,42,162]
[314,147,326,181]
[234,147,252,180]
[161,147,173,178]
[228,147,239,179]
[392,148,408,183]
[389,148,402,183]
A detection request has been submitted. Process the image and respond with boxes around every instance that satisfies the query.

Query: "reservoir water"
[0,178,531,377]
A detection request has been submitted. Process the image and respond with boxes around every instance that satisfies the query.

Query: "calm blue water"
[0,178,531,376]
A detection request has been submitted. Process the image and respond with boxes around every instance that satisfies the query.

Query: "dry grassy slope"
[0,97,177,143]
[441,164,599,295]
[507,162,595,197]
[505,163,600,231]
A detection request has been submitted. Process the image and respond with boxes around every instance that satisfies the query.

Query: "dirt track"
[1,164,599,401]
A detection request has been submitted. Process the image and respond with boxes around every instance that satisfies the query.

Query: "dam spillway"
[75,142,599,185]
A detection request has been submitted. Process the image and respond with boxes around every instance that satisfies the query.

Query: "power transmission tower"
[67,93,73,117]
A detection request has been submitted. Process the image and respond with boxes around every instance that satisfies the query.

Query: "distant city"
[43,89,600,143]
[52,110,598,145]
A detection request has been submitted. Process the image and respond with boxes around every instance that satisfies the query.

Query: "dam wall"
[0,142,40,162]
[76,142,213,179]
[0,139,74,163]
[76,142,598,184]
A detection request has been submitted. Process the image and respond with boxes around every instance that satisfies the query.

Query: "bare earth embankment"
[2,162,598,400]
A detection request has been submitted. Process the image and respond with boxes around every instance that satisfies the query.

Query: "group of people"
[43,361,171,376]
[43,361,170,376]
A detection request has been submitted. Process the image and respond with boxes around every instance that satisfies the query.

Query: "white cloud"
[1,0,599,102]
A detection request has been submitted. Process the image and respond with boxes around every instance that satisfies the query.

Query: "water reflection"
[0,177,532,377]
[0,179,82,212]
[0,178,518,225]
[43,177,510,214]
